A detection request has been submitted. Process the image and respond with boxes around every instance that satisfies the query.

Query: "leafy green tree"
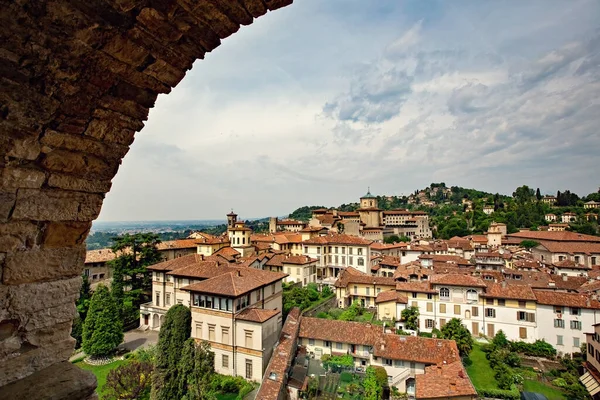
[363,366,383,400]
[492,330,509,349]
[401,306,419,331]
[109,233,162,308]
[440,318,473,356]
[152,304,192,400]
[103,361,153,400]
[336,221,345,234]
[384,235,401,244]
[78,274,92,320]
[82,285,123,357]
[513,185,535,205]
[520,240,540,249]
[178,339,215,400]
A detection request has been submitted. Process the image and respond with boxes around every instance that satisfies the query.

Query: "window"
[472,307,479,317]
[336,342,343,350]
[427,293,433,300]
[411,301,417,308]
[517,311,535,322]
[245,359,253,379]
[222,327,229,344]
[309,338,315,345]
[394,360,404,367]
[574,337,580,347]
[357,258,364,266]
[554,319,565,328]
[439,287,450,300]
[426,303,433,312]
[166,293,171,306]
[518,301,526,308]
[366,287,370,296]
[554,306,563,314]
[342,247,346,254]
[317,247,320,254]
[440,318,446,327]
[257,290,261,301]
[335,255,339,264]
[358,248,363,255]
[498,299,505,307]
[454,305,461,315]
[575,256,581,263]
[155,292,160,306]
[486,298,494,305]
[519,327,527,339]
[349,256,353,265]
[571,308,581,316]
[570,321,582,330]
[342,256,345,264]
[466,289,478,301]
[245,330,253,348]
[412,292,417,298]
[325,341,331,347]
[485,308,496,318]
[592,257,597,265]
[439,304,446,313]
[195,323,202,338]
[222,354,229,368]
[208,325,215,341]
[385,358,392,366]
[349,248,353,255]
[353,286,358,294]
[426,319,434,328]
[557,335,563,346]
[589,343,594,354]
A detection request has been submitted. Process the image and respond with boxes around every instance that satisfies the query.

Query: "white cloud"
[98,0,600,221]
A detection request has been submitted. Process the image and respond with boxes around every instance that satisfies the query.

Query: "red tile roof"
[534,290,600,309]
[236,307,280,323]
[395,282,437,294]
[256,308,301,400]
[85,249,116,264]
[303,233,372,246]
[552,259,592,270]
[430,274,486,288]
[373,335,460,364]
[375,290,408,304]
[181,268,287,297]
[156,239,200,251]
[416,361,477,399]
[507,231,600,242]
[482,283,537,301]
[299,317,382,346]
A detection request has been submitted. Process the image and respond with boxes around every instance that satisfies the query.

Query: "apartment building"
[298,317,475,397]
[334,268,396,308]
[140,254,287,381]
[268,217,307,233]
[302,234,372,283]
[507,231,600,267]
[84,249,115,285]
[263,254,317,287]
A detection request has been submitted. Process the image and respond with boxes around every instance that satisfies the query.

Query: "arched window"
[466,289,478,301]
[439,287,450,299]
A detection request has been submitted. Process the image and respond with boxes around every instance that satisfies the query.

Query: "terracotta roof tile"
[303,233,372,246]
[395,281,437,294]
[534,290,600,309]
[373,335,460,364]
[299,317,382,346]
[430,274,486,288]
[482,283,537,301]
[375,290,408,304]
[334,268,396,288]
[156,239,200,251]
[416,361,477,399]
[507,231,600,242]
[85,249,116,264]
[236,307,280,323]
[181,268,287,297]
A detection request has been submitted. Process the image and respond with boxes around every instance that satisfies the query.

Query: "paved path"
[70,329,159,361]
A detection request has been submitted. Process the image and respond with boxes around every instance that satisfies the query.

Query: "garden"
[283,283,335,318]
[465,330,589,400]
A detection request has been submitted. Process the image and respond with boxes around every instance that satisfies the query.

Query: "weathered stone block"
[40,149,118,180]
[0,338,76,387]
[41,130,130,161]
[0,360,96,400]
[47,174,113,194]
[42,221,91,248]
[102,35,149,67]
[11,188,104,222]
[7,277,81,315]
[0,221,40,252]
[144,58,187,87]
[3,245,85,285]
[239,0,268,18]
[0,191,17,223]
[0,167,46,190]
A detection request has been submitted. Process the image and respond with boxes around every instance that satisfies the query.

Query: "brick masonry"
[0,0,293,397]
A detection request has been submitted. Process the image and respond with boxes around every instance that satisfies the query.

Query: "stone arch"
[152,313,159,329]
[159,314,165,327]
[0,0,293,397]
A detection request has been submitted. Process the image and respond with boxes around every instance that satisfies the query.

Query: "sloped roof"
[416,361,477,399]
[236,307,280,323]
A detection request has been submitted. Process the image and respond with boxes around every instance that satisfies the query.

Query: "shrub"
[494,364,515,390]
[552,377,568,388]
[340,372,353,383]
[476,385,520,400]
[510,339,556,358]
[316,311,330,319]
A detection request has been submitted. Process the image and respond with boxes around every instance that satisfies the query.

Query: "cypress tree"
[82,284,123,357]
[152,304,192,400]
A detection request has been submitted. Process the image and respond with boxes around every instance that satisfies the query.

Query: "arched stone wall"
[0,0,293,397]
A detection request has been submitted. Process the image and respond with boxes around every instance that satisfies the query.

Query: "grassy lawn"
[465,343,499,390]
[74,359,129,395]
[523,380,566,400]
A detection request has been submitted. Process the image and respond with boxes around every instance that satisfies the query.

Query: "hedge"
[476,384,520,400]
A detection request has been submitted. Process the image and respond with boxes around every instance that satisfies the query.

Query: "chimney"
[200,254,204,261]
[563,275,568,281]
[501,281,507,288]
[236,270,241,277]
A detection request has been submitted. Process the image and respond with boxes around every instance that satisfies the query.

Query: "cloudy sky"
[98,0,600,221]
